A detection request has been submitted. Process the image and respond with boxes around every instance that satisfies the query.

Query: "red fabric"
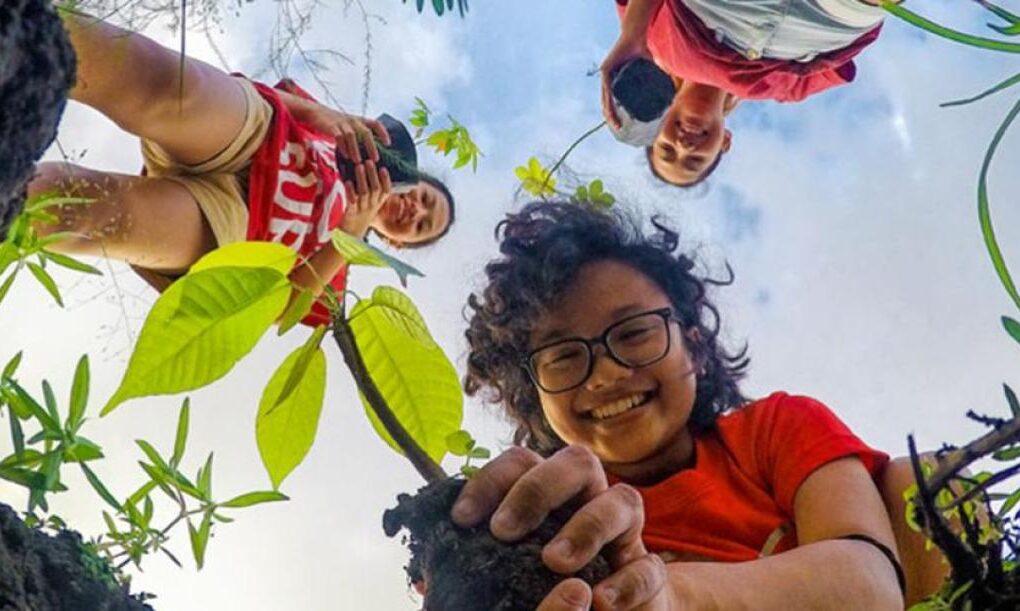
[248,80,349,326]
[624,392,888,562]
[616,0,881,102]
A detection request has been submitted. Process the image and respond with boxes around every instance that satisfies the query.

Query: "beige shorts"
[132,77,273,291]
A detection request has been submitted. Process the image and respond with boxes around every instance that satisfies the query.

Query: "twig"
[537,120,607,197]
[926,413,1020,494]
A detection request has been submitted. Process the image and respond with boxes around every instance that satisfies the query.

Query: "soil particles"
[0,0,76,239]
[384,477,612,611]
[0,503,153,611]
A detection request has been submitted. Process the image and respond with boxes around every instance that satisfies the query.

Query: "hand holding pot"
[451,445,686,610]
[600,33,652,132]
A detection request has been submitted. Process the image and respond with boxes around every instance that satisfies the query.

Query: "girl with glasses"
[451,201,945,609]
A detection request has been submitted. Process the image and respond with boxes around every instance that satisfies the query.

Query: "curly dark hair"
[464,201,750,456]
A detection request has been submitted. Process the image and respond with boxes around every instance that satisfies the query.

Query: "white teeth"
[590,393,647,420]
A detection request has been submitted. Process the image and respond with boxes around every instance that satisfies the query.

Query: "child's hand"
[339,160,392,239]
[600,34,652,132]
[452,446,685,610]
[308,107,392,163]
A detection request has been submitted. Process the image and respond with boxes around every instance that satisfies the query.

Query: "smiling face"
[372,181,451,246]
[528,259,699,484]
[648,82,733,186]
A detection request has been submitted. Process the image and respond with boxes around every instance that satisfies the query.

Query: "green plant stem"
[538,121,607,197]
[978,96,1020,314]
[882,3,1020,53]
[941,71,1020,108]
[332,315,446,484]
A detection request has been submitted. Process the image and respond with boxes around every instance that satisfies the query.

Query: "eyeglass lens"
[529,312,670,392]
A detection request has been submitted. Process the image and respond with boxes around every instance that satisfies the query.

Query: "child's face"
[649,89,732,186]
[527,259,698,481]
[374,182,450,246]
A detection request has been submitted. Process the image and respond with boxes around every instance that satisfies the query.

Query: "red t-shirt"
[617,0,881,102]
[248,80,349,326]
[624,392,888,562]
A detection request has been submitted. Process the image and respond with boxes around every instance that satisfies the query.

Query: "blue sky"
[4,0,1020,608]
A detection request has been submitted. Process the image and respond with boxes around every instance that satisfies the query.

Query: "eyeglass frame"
[522,307,680,394]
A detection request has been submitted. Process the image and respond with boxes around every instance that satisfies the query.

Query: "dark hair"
[464,201,749,456]
[402,173,456,249]
[645,145,723,188]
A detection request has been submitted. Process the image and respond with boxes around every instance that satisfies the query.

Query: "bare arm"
[600,0,664,129]
[274,88,390,164]
[617,0,666,40]
[669,457,902,610]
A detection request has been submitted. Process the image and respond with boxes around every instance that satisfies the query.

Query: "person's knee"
[27,162,120,250]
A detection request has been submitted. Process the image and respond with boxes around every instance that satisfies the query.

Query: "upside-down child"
[602,0,890,187]
[30,11,455,324]
[452,202,948,609]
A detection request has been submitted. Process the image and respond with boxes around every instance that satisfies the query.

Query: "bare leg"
[63,11,249,165]
[29,162,215,272]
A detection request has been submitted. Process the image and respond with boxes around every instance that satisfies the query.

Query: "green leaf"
[7,416,25,457]
[515,157,556,198]
[941,71,1020,108]
[1003,316,1020,345]
[0,271,17,307]
[80,462,122,512]
[883,3,1020,53]
[62,437,104,462]
[349,286,463,463]
[24,194,93,213]
[136,440,170,472]
[1005,383,1020,417]
[0,448,40,468]
[6,380,59,430]
[0,465,57,490]
[469,447,491,460]
[999,489,1020,517]
[189,241,297,276]
[277,289,316,336]
[27,429,64,445]
[977,96,1020,314]
[42,251,101,276]
[127,480,157,507]
[41,380,60,425]
[445,430,474,456]
[992,446,1020,461]
[273,326,327,411]
[2,351,23,379]
[171,398,190,468]
[67,355,89,432]
[219,490,289,509]
[101,266,291,415]
[27,262,63,307]
[256,341,327,489]
[188,512,213,570]
[330,230,424,288]
[198,453,213,498]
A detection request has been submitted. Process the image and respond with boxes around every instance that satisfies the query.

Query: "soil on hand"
[384,478,612,611]
[0,0,76,239]
[0,503,153,611]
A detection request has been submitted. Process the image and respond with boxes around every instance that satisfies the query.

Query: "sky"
[4,0,1020,608]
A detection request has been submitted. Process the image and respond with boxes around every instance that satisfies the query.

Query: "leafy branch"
[410,97,483,172]
[514,121,616,208]
[0,194,101,308]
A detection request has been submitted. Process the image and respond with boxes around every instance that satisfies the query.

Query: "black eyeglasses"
[523,307,677,394]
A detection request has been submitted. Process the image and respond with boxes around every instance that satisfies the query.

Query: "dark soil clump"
[0,503,153,611]
[384,478,612,611]
[0,0,76,240]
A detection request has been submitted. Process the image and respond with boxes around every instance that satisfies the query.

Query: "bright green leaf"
[273,326,327,411]
[256,342,327,489]
[1003,316,1020,345]
[349,286,463,463]
[80,462,122,512]
[67,355,89,432]
[43,251,101,276]
[171,398,190,468]
[445,430,474,456]
[127,480,157,507]
[0,448,40,468]
[277,289,316,336]
[189,241,297,276]
[2,351,23,379]
[62,438,104,463]
[41,380,59,425]
[330,230,424,288]
[101,266,290,415]
[0,271,17,307]
[198,453,213,498]
[27,262,63,307]
[220,490,289,509]
[469,447,491,460]
[188,513,213,570]
[6,381,59,430]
